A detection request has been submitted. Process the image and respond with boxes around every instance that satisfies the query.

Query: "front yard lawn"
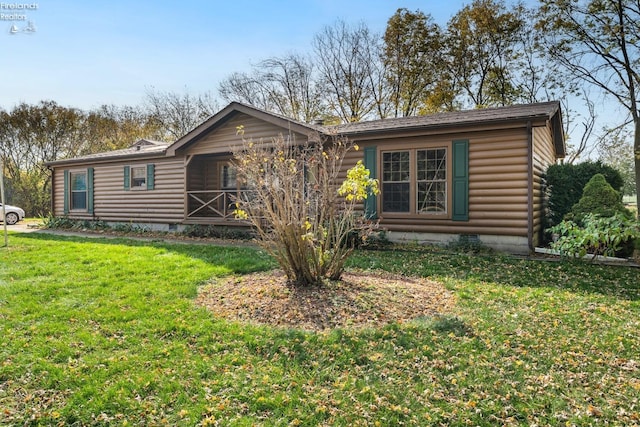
[1,233,639,426]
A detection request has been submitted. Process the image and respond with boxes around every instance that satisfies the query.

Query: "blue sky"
[1,0,474,110]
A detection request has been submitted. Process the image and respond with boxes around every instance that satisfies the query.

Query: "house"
[46,101,565,253]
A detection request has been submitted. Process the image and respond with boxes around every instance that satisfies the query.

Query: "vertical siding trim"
[452,140,469,221]
[363,146,377,219]
[147,164,155,190]
[527,121,534,252]
[87,167,94,215]
[63,169,69,214]
[123,166,130,191]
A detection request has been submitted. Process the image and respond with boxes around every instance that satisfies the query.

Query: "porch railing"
[186,190,253,219]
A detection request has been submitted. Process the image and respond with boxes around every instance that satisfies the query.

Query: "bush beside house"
[545,161,624,228]
[550,174,637,259]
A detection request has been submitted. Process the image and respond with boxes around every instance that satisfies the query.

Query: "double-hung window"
[130,166,147,189]
[382,151,410,212]
[417,148,447,214]
[70,171,88,210]
[381,147,448,215]
[124,164,154,191]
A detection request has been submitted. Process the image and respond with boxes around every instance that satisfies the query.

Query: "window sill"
[382,212,452,220]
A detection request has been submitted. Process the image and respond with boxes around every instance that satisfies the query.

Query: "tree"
[538,0,640,211]
[85,104,164,153]
[232,132,378,286]
[561,93,597,163]
[382,8,446,116]
[145,88,219,140]
[313,20,386,122]
[0,101,163,217]
[446,0,527,108]
[598,127,636,196]
[0,101,85,216]
[219,54,326,122]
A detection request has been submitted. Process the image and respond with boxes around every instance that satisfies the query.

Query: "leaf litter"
[196,270,455,331]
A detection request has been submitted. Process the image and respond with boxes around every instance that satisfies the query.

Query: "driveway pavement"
[2,221,44,233]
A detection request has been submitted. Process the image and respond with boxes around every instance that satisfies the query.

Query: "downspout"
[526,121,534,253]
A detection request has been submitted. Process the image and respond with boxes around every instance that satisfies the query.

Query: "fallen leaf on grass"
[196,270,455,331]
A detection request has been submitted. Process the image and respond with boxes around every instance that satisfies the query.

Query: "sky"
[1,0,475,110]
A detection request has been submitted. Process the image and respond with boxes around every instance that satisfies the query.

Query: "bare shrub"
[232,129,378,286]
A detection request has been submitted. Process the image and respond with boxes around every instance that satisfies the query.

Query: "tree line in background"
[1,0,638,217]
[0,92,219,216]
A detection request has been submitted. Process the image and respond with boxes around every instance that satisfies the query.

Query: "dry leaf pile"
[196,270,455,331]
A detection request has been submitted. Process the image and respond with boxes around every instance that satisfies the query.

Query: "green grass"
[1,233,639,426]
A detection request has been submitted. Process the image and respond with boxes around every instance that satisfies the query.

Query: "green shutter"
[146,164,155,190]
[123,166,130,191]
[363,146,377,219]
[87,167,94,214]
[63,170,69,214]
[452,140,469,221]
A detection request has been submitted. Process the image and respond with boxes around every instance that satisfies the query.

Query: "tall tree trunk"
[635,119,640,216]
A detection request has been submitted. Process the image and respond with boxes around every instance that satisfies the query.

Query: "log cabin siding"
[531,123,558,246]
[52,157,185,222]
[348,128,531,238]
[182,113,310,156]
[47,101,563,253]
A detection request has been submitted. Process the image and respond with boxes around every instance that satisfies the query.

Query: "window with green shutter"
[125,164,155,190]
[87,167,94,214]
[380,147,449,216]
[363,147,378,219]
[124,166,130,190]
[452,140,469,221]
[146,164,155,190]
[63,168,93,213]
[63,170,69,214]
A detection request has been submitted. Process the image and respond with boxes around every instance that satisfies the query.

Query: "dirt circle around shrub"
[196,270,456,332]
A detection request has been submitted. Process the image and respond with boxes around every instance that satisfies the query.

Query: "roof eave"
[334,113,557,137]
[45,149,168,167]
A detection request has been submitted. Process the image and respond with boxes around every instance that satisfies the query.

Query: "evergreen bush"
[545,161,624,228]
[568,174,631,223]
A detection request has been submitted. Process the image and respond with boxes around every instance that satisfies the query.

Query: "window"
[124,164,154,191]
[417,149,447,213]
[70,171,87,210]
[130,166,146,189]
[382,151,410,212]
[381,148,448,215]
[221,164,238,189]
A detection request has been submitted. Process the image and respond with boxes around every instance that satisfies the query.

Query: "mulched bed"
[196,270,456,331]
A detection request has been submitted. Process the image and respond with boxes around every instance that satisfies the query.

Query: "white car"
[0,203,25,225]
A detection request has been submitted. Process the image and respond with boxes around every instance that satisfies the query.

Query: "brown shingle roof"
[46,139,169,166]
[47,101,564,167]
[326,101,561,135]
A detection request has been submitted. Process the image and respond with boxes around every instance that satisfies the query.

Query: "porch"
[186,189,253,223]
[185,153,249,224]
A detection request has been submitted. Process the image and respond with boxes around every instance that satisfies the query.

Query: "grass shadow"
[349,245,640,301]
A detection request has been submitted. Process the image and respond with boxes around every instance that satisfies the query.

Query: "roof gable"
[166,102,325,156]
